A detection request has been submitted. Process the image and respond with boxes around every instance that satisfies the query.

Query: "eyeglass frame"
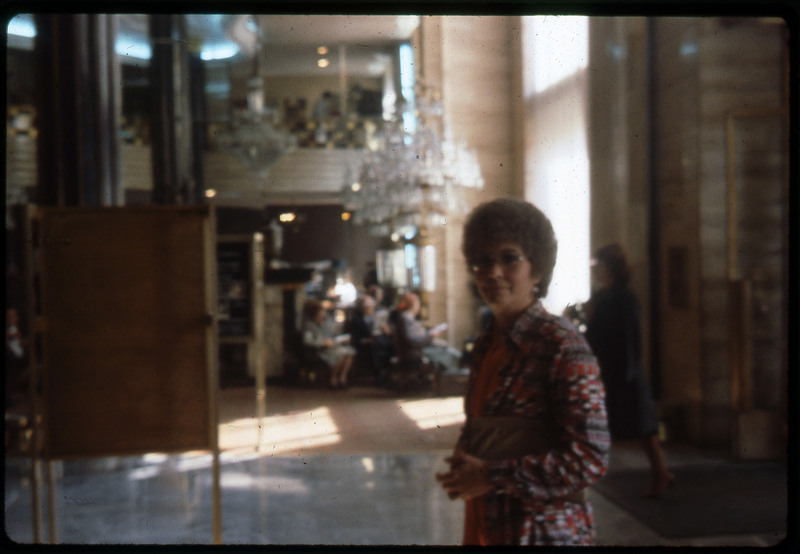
[467,251,529,274]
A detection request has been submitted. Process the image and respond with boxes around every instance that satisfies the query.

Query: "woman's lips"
[480,286,507,295]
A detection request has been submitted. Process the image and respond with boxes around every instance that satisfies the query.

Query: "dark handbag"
[464,416,587,503]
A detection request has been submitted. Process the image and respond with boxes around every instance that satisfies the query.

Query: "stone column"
[149,14,198,205]
[417,16,522,347]
[34,14,123,207]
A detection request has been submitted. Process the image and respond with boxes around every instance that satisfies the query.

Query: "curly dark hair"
[593,243,631,284]
[461,198,558,298]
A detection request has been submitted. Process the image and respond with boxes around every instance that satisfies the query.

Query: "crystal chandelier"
[226,106,297,173]
[214,18,296,176]
[342,88,484,236]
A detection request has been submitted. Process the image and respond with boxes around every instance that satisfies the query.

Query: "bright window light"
[523,16,588,94]
[399,43,415,92]
[399,43,416,134]
[522,15,591,314]
[532,143,591,314]
[420,244,437,292]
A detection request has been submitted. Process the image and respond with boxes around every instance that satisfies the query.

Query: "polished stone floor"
[3,384,792,548]
[5,451,464,545]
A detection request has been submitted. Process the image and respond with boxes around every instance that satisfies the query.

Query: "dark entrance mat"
[591,462,788,538]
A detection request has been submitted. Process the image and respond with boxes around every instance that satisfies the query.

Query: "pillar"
[34,14,123,207]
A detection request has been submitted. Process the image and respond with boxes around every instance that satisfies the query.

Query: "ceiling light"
[317,58,330,68]
[7,14,35,38]
[341,212,351,221]
[317,46,328,55]
[205,189,217,198]
[279,212,296,223]
[201,43,240,61]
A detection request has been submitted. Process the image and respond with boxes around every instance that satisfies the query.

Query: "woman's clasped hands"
[436,449,492,501]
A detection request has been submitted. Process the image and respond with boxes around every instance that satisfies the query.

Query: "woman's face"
[469,241,540,316]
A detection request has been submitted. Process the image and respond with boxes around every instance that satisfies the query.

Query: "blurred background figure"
[302,298,356,389]
[367,286,395,384]
[350,294,391,386]
[312,90,335,120]
[390,292,442,392]
[5,306,27,404]
[584,243,674,498]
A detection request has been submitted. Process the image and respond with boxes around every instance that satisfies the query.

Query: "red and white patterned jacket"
[458,300,610,545]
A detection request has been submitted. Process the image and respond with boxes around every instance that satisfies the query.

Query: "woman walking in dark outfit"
[584,243,674,498]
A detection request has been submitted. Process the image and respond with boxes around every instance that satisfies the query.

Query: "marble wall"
[414,16,523,344]
[589,17,789,448]
[427,15,789,450]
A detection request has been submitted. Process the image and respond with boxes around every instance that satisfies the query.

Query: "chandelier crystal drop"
[342,89,484,236]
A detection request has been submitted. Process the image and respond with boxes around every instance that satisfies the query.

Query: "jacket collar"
[476,300,545,357]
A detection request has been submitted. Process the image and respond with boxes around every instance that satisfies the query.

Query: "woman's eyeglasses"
[468,252,527,274]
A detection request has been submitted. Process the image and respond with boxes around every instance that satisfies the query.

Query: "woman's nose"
[485,259,505,277]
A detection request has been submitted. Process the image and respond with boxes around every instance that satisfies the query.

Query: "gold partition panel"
[37,206,217,459]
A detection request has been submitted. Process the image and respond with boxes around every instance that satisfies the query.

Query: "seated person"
[350,295,378,381]
[302,299,356,389]
[350,294,394,385]
[367,285,394,360]
[391,292,442,389]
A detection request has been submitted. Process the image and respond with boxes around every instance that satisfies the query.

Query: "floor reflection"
[5,452,464,545]
[5,385,783,547]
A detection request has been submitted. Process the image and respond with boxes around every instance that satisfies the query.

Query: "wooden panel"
[38,206,216,459]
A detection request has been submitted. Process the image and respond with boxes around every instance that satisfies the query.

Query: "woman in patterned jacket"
[436,198,610,545]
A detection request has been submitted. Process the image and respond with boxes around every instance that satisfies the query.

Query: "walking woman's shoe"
[644,472,675,498]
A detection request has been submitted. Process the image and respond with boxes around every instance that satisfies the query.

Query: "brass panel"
[38,206,216,459]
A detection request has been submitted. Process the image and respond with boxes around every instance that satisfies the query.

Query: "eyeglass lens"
[471,251,525,272]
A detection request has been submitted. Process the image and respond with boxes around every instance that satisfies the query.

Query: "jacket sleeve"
[485,335,610,501]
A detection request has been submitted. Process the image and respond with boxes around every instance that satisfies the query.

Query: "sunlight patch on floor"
[219,406,341,454]
[396,397,465,430]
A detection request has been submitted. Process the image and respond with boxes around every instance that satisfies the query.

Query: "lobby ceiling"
[8,14,419,76]
[253,15,420,77]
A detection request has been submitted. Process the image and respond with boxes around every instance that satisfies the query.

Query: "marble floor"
[3,384,791,548]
